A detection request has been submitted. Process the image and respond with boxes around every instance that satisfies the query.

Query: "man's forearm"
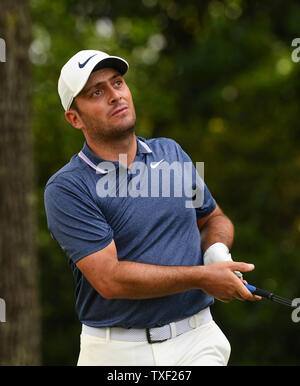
[78,240,205,300]
[103,258,257,303]
[199,213,234,253]
[107,260,202,299]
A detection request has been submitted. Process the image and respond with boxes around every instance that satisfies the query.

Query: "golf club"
[245,283,294,307]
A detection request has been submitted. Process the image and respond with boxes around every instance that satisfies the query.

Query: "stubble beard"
[82,114,137,143]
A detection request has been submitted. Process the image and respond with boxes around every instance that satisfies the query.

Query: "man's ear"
[65,109,84,130]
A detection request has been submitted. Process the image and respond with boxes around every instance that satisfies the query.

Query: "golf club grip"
[245,283,273,299]
[251,287,273,299]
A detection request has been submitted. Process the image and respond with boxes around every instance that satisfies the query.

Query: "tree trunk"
[0,0,41,365]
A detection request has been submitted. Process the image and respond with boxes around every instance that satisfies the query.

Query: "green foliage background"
[31,0,300,365]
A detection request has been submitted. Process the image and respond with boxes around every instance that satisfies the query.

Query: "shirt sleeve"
[195,183,216,218]
[44,175,113,263]
[174,140,216,218]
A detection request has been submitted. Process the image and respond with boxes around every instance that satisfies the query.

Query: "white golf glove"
[203,242,243,278]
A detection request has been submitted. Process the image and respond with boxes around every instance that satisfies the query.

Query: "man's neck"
[86,133,137,168]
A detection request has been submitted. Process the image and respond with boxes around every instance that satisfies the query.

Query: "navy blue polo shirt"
[44,136,216,328]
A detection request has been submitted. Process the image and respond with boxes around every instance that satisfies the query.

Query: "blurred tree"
[0,0,41,365]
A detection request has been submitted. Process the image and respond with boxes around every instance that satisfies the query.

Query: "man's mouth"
[111,105,128,117]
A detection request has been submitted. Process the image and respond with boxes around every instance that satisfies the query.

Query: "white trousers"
[77,320,231,366]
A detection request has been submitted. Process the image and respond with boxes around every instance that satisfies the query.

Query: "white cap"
[58,50,129,111]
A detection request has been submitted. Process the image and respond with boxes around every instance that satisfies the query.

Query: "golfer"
[44,50,260,366]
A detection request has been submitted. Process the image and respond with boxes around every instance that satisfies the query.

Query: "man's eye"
[115,80,123,87]
[92,89,103,96]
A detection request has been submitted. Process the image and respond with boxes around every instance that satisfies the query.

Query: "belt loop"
[170,322,177,339]
[193,314,199,328]
[105,327,110,342]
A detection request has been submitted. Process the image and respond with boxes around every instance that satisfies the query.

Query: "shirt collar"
[136,137,152,154]
[78,137,152,174]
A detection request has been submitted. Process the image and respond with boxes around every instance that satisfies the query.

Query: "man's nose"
[108,87,121,104]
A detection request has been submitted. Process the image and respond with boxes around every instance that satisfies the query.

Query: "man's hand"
[203,242,243,279]
[199,261,261,303]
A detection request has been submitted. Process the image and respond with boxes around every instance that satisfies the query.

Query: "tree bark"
[0,0,41,365]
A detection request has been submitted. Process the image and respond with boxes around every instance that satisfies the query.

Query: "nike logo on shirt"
[78,54,97,68]
[150,159,164,168]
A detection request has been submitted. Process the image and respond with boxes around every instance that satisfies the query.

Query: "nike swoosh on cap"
[78,54,97,68]
[150,159,164,169]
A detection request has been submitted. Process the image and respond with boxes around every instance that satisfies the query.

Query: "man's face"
[70,67,136,141]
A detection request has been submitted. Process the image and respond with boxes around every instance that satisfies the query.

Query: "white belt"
[81,307,212,344]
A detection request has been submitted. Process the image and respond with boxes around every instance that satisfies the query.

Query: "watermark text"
[0,298,6,322]
[95,155,205,209]
[291,298,300,323]
[291,38,300,63]
[0,38,6,62]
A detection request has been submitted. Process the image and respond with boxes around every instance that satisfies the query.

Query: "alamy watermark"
[291,38,300,63]
[291,298,300,323]
[0,38,6,62]
[94,155,205,209]
[0,298,6,322]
